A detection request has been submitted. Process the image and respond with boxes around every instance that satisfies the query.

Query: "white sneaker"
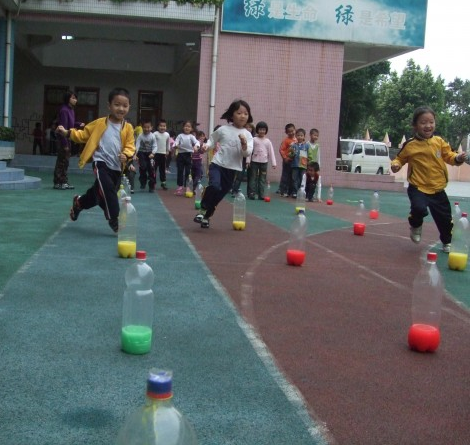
[442,243,451,253]
[410,226,422,244]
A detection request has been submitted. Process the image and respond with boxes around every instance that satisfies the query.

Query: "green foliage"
[445,78,470,148]
[0,126,15,142]
[109,0,224,6]
[339,61,390,142]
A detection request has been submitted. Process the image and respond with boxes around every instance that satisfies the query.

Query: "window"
[364,143,375,156]
[375,144,388,156]
[137,91,163,126]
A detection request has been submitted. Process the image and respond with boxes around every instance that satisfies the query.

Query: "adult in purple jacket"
[53,91,84,190]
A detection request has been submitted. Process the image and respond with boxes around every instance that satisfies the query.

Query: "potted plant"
[0,126,15,160]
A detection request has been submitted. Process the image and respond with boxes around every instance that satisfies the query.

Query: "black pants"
[177,152,192,187]
[201,163,236,219]
[407,184,453,244]
[154,153,167,184]
[53,141,71,185]
[78,161,121,221]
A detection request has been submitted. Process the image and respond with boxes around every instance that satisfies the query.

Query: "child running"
[194,99,254,228]
[57,87,135,233]
[391,106,468,252]
[174,121,200,195]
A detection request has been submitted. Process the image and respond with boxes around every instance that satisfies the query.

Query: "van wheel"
[354,167,361,173]
[376,167,383,175]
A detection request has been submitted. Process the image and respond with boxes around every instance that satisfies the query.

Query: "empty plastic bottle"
[448,212,469,271]
[194,181,203,209]
[233,191,246,230]
[326,184,334,205]
[453,202,462,221]
[353,200,366,235]
[185,175,194,198]
[117,184,128,203]
[408,252,443,353]
[121,174,131,196]
[286,209,307,266]
[121,251,154,355]
[369,190,380,219]
[315,175,322,202]
[295,174,306,213]
[116,369,198,444]
[118,196,137,258]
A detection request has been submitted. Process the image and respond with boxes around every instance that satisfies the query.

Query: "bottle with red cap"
[408,252,443,353]
[121,251,154,355]
[116,369,198,444]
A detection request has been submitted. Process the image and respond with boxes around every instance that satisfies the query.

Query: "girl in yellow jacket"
[391,106,467,252]
[56,87,135,233]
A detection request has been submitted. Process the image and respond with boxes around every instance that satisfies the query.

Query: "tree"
[445,78,470,149]
[371,60,446,147]
[339,61,390,140]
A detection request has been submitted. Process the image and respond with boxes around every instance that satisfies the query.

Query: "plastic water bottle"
[453,202,462,221]
[185,175,194,198]
[286,209,307,266]
[194,181,203,209]
[295,174,306,213]
[121,174,131,195]
[408,252,443,352]
[315,175,322,202]
[326,184,334,205]
[118,196,137,258]
[117,184,128,203]
[116,369,198,444]
[233,191,246,230]
[121,251,154,354]
[353,200,366,235]
[369,190,380,219]
[448,212,469,271]
[264,181,271,202]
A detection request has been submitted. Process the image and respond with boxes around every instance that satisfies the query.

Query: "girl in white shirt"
[174,121,200,195]
[194,99,254,228]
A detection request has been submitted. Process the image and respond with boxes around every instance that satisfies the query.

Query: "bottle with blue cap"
[116,369,198,445]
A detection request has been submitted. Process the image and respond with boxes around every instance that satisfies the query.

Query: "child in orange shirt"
[278,123,296,197]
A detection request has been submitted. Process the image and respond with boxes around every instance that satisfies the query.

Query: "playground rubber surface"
[1,171,469,444]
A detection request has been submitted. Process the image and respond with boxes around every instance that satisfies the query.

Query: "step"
[0,166,25,182]
[0,175,42,190]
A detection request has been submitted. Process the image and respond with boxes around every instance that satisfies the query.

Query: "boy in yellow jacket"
[56,87,135,233]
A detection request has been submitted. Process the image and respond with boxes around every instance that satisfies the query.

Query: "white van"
[336,139,391,174]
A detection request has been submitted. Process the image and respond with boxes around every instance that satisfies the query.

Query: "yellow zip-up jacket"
[69,117,135,169]
[391,135,462,194]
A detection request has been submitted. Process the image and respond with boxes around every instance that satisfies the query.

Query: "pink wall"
[197,33,344,186]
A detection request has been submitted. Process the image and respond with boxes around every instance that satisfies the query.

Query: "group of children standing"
[278,124,321,202]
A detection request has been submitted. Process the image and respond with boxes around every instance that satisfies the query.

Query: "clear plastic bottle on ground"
[286,209,307,266]
[118,196,137,258]
[185,175,194,198]
[194,181,203,209]
[121,250,154,354]
[408,252,443,352]
[369,190,380,219]
[116,369,198,444]
[326,184,334,205]
[448,212,469,271]
[233,191,246,230]
[314,175,322,202]
[453,202,462,221]
[264,181,271,202]
[353,200,366,235]
[295,186,306,214]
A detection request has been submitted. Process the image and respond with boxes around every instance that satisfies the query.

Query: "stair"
[0,161,42,190]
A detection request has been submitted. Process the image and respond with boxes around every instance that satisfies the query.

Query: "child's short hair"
[141,119,152,126]
[157,118,167,126]
[412,106,435,125]
[221,99,253,124]
[310,128,319,135]
[285,123,295,132]
[308,161,320,171]
[255,121,268,134]
[108,87,131,103]
[295,128,306,136]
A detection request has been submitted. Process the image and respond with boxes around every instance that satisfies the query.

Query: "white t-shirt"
[93,121,122,171]
[207,124,254,171]
[153,131,170,155]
